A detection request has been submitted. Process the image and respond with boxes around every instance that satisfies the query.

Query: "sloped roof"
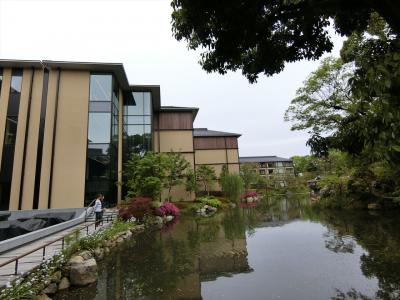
[239,156,292,163]
[194,128,241,137]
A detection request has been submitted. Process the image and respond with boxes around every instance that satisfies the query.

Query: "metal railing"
[0,214,115,277]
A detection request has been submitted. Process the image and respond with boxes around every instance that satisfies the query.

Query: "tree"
[185,169,198,199]
[125,153,168,200]
[196,165,216,196]
[220,173,244,203]
[164,152,191,200]
[240,163,258,191]
[171,0,399,83]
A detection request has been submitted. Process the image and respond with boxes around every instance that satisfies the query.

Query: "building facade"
[0,60,240,210]
[239,156,294,185]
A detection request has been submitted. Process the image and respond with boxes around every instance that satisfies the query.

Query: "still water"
[55,199,400,300]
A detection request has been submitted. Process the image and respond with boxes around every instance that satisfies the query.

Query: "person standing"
[94,194,103,227]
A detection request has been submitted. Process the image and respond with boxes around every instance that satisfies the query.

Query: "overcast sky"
[0,0,344,158]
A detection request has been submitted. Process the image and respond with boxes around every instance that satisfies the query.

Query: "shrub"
[154,202,180,217]
[119,197,152,221]
[187,203,204,213]
[221,173,244,202]
[198,196,222,208]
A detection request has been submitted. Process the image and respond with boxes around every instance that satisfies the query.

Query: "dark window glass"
[89,101,112,112]
[88,113,111,143]
[143,92,151,115]
[88,143,110,155]
[259,169,266,175]
[89,74,112,101]
[86,155,110,179]
[4,117,17,145]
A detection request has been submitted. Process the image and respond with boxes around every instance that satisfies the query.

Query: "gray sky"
[0,0,344,158]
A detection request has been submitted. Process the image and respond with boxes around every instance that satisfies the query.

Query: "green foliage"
[185,168,198,198]
[240,163,258,191]
[125,152,168,200]
[125,152,193,201]
[171,0,399,83]
[198,196,222,208]
[196,165,216,196]
[220,173,244,203]
[187,202,204,213]
[164,152,191,200]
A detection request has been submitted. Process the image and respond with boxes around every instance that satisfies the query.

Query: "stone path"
[0,211,116,288]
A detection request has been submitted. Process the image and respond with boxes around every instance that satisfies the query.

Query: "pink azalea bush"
[240,191,258,200]
[154,202,180,217]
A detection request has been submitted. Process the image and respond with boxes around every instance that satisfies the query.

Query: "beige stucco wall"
[228,163,240,174]
[20,69,44,210]
[195,149,227,165]
[37,69,59,209]
[9,69,33,210]
[50,70,89,208]
[227,149,239,163]
[159,130,193,152]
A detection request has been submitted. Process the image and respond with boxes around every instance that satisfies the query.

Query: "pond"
[55,199,400,300]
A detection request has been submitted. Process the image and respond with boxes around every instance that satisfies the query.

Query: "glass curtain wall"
[0,69,23,210]
[85,74,119,206]
[123,92,152,161]
[122,92,152,198]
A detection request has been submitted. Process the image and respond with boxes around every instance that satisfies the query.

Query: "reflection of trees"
[304,209,400,300]
[331,288,373,300]
[323,229,355,254]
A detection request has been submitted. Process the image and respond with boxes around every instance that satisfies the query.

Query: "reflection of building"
[0,60,240,210]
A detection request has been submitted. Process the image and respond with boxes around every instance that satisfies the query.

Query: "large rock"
[50,271,62,283]
[58,277,70,290]
[79,250,93,260]
[67,255,84,265]
[36,294,52,300]
[70,258,98,286]
[42,283,58,294]
[94,247,104,260]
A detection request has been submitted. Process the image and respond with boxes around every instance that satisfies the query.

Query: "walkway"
[0,211,116,288]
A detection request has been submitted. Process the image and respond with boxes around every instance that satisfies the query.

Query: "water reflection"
[55,198,400,300]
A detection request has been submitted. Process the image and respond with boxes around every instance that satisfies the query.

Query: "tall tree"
[164,152,191,200]
[196,165,216,196]
[171,0,399,82]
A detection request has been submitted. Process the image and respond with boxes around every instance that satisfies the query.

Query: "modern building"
[0,59,240,211]
[239,156,294,179]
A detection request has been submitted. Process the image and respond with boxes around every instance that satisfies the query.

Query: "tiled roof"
[239,156,292,163]
[193,128,241,137]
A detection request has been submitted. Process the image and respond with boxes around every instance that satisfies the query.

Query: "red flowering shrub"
[119,197,152,221]
[240,191,258,199]
[154,202,180,217]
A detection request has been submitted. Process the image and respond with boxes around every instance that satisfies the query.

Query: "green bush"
[220,173,244,202]
[187,203,204,213]
[198,196,222,208]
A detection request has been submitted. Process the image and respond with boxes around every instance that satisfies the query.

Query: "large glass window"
[88,113,111,143]
[89,74,112,101]
[85,74,119,206]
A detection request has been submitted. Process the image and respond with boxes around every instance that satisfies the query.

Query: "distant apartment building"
[239,156,294,180]
[0,59,240,210]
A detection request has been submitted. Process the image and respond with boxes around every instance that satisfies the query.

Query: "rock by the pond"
[70,258,98,286]
[67,255,84,265]
[58,277,70,290]
[42,283,58,294]
[165,215,174,222]
[36,294,52,300]
[94,247,104,260]
[154,216,163,225]
[79,250,93,260]
[50,271,62,283]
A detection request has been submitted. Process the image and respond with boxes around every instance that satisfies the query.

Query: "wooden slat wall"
[194,137,238,149]
[158,112,193,130]
[225,137,238,148]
